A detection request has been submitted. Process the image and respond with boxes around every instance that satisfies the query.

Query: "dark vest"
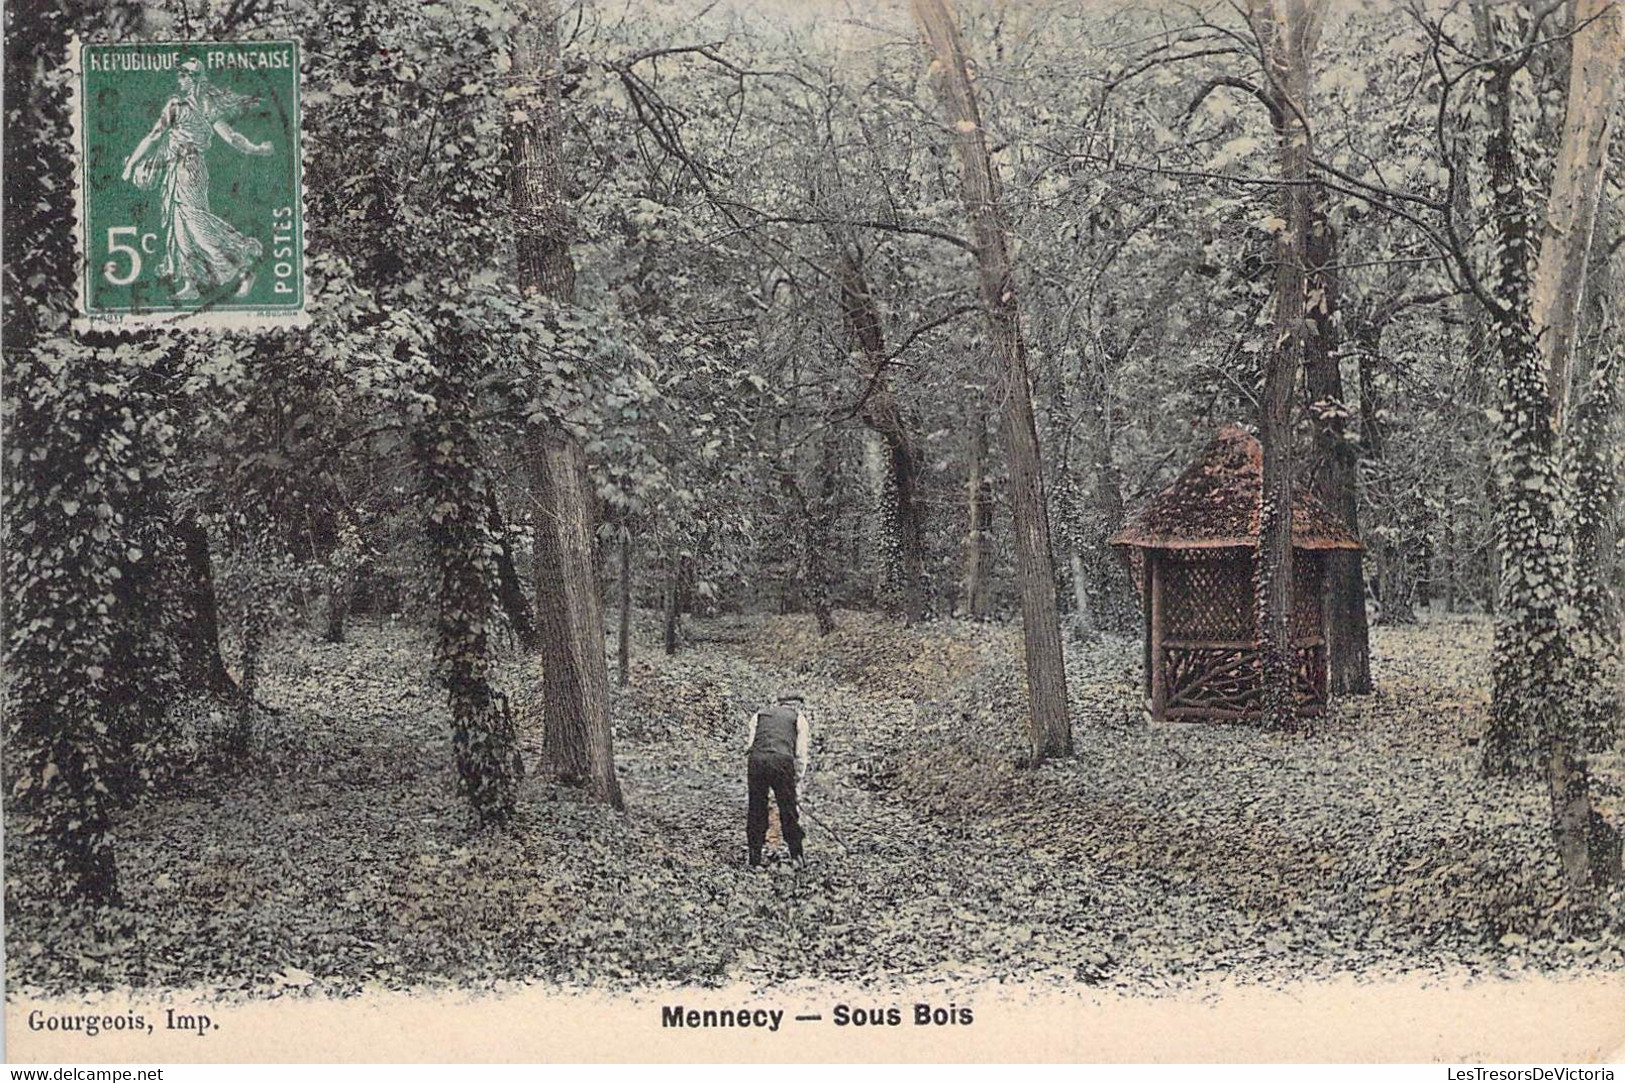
[749,704,799,759]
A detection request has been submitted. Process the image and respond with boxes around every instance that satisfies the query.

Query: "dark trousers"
[746,752,804,862]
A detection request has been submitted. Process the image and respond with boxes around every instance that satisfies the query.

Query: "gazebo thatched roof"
[1109,425,1361,551]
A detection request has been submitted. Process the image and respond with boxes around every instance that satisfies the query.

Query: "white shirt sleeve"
[795,710,811,774]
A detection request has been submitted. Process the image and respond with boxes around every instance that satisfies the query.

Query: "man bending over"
[746,692,810,867]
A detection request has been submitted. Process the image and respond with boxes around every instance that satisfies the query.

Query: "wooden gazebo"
[1108,425,1360,722]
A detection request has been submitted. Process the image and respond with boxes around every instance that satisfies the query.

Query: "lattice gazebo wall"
[1108,425,1360,724]
[1141,548,1328,721]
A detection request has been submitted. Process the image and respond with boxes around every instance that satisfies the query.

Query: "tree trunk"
[1530,0,1624,431]
[414,376,523,826]
[1571,253,1621,751]
[663,554,684,656]
[858,432,892,606]
[531,435,622,806]
[1067,551,1097,642]
[811,407,840,636]
[836,250,927,624]
[174,517,242,697]
[1452,77,1500,621]
[1541,9,1625,757]
[1480,41,1567,778]
[1355,316,1421,628]
[1473,6,1609,889]
[510,0,621,807]
[231,552,265,758]
[1381,550,1417,625]
[1043,342,1100,644]
[617,526,632,687]
[1304,196,1372,695]
[485,489,539,651]
[1442,506,1458,615]
[324,568,354,645]
[786,400,841,637]
[1325,515,1372,668]
[1040,336,1086,642]
[915,0,1070,761]
[923,0,1072,757]
[1249,0,1326,732]
[962,401,994,619]
[1080,347,1139,634]
[1522,0,1623,890]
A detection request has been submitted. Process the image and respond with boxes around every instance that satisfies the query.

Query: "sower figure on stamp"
[746,692,811,868]
[121,57,272,302]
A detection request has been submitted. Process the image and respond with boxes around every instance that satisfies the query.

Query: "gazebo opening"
[1108,425,1361,722]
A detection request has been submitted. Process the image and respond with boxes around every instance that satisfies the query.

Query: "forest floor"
[7,610,1625,998]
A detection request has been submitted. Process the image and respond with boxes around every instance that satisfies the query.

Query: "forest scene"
[4,0,1625,1004]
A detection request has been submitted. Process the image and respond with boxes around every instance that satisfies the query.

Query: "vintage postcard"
[5,0,1624,1067]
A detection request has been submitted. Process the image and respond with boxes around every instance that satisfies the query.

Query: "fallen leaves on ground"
[6,610,1622,999]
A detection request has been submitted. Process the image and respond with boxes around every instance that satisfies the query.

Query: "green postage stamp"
[74,40,304,329]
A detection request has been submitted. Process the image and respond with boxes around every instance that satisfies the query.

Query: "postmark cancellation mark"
[75,39,304,330]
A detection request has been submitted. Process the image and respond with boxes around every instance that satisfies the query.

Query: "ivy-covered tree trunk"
[1536,1,1623,756]
[916,0,1071,760]
[1477,56,1572,779]
[776,414,839,637]
[1471,20,1612,890]
[2,0,183,902]
[1570,263,1621,752]
[510,0,622,807]
[414,358,523,827]
[1249,0,1326,732]
[4,346,178,902]
[1514,0,1620,890]
[836,250,926,625]
[1304,199,1372,695]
